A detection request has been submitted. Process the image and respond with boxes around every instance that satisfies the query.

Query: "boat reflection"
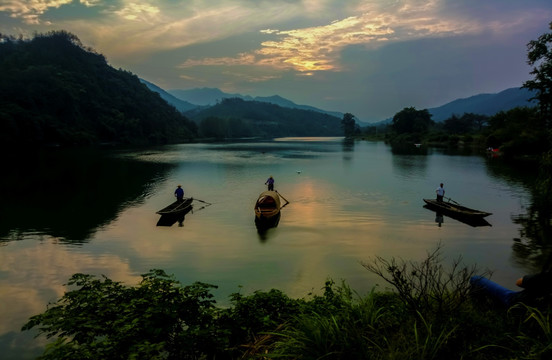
[156,206,193,227]
[255,212,281,230]
[423,205,492,227]
[255,212,281,242]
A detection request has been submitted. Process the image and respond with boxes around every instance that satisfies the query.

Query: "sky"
[1,1,551,122]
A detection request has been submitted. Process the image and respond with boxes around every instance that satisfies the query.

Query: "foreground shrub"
[361,244,484,319]
[22,253,552,359]
[22,269,225,359]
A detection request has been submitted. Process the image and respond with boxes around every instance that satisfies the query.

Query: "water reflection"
[390,142,428,155]
[482,156,550,272]
[0,149,174,244]
[0,139,546,359]
[511,193,552,272]
[342,138,355,161]
[156,206,193,227]
[435,212,444,227]
[423,205,492,227]
[484,157,535,191]
[255,212,281,242]
[392,154,428,179]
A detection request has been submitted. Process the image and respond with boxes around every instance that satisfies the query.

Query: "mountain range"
[141,80,537,125]
[426,87,537,122]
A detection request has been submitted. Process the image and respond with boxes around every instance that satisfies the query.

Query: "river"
[0,138,537,359]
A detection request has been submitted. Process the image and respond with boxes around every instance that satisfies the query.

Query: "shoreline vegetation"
[351,104,546,163]
[23,246,552,359]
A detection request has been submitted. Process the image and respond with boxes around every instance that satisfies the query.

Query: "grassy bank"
[23,246,552,359]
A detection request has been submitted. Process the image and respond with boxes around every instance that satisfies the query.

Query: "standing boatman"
[174,185,184,201]
[436,183,445,202]
[265,176,275,191]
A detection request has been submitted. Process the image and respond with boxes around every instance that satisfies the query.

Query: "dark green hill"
[168,87,345,119]
[188,97,342,138]
[0,31,197,147]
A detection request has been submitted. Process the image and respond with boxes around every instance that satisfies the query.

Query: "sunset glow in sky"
[1,0,551,121]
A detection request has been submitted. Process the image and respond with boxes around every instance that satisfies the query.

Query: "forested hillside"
[0,31,198,147]
[169,87,345,119]
[189,97,343,138]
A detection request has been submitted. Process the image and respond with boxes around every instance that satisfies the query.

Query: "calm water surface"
[0,138,535,358]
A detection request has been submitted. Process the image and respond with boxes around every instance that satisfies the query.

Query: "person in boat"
[470,271,552,307]
[436,183,445,202]
[265,176,275,191]
[174,185,184,201]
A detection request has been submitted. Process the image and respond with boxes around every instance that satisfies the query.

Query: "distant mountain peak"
[140,79,197,113]
[428,87,537,122]
[147,83,536,126]
[167,87,345,119]
[168,88,253,106]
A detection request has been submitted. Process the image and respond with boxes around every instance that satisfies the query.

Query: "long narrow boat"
[423,204,491,227]
[423,198,492,218]
[156,197,193,215]
[156,205,193,227]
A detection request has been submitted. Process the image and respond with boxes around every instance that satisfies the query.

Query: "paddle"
[194,198,212,205]
[275,190,290,209]
[444,196,460,205]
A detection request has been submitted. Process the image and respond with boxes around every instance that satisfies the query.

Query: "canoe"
[423,198,492,218]
[157,205,193,226]
[423,205,492,227]
[156,197,193,215]
[254,191,282,221]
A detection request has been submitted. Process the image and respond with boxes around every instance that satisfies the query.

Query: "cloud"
[256,16,395,72]
[174,1,478,75]
[0,0,100,25]
[114,2,160,22]
[169,0,551,84]
[2,0,547,66]
[1,0,551,118]
[179,52,257,68]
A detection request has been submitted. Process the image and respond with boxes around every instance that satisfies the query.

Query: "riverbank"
[23,253,552,360]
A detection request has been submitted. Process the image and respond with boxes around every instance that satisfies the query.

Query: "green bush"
[22,270,224,359]
[22,258,552,359]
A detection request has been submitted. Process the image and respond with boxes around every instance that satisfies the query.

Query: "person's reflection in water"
[178,213,186,227]
[435,213,444,227]
[157,206,192,227]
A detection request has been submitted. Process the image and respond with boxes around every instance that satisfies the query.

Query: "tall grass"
[412,311,458,360]
[509,303,552,359]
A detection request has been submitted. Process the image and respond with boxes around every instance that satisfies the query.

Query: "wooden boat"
[157,205,193,227]
[156,197,193,215]
[423,205,492,227]
[254,191,281,221]
[423,198,492,218]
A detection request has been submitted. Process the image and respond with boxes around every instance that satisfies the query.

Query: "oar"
[444,196,460,205]
[275,190,290,209]
[194,198,212,205]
